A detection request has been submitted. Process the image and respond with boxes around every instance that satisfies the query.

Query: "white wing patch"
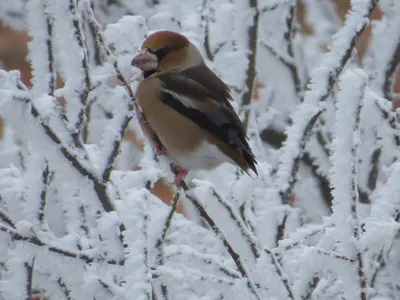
[161,88,196,108]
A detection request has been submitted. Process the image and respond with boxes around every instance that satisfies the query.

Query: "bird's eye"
[155,47,172,61]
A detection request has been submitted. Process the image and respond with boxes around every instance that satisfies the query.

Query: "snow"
[0,0,399,299]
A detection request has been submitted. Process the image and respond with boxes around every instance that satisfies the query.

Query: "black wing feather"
[157,66,257,174]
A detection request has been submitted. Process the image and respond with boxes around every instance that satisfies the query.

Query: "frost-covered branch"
[0,223,123,265]
[330,69,368,300]
[275,0,379,205]
[181,181,262,300]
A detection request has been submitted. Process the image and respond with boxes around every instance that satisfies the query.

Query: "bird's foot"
[171,164,188,188]
[154,144,167,156]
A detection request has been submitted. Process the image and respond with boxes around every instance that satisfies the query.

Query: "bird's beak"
[131,49,158,71]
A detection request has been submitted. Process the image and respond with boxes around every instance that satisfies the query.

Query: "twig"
[264,248,295,300]
[209,187,260,259]
[152,265,237,287]
[275,0,379,207]
[69,0,92,139]
[201,0,214,61]
[44,1,56,96]
[0,223,124,265]
[382,39,400,101]
[165,245,241,279]
[278,109,322,205]
[101,107,133,182]
[242,0,259,131]
[57,277,72,300]
[330,70,368,300]
[179,181,262,300]
[283,1,301,95]
[142,195,152,300]
[367,146,381,191]
[38,161,52,226]
[311,247,355,263]
[25,258,34,300]
[0,208,16,228]
[155,192,181,265]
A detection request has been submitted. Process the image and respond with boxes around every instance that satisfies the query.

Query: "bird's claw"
[171,164,188,188]
[154,144,167,156]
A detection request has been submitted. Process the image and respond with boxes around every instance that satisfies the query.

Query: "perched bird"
[132,30,257,186]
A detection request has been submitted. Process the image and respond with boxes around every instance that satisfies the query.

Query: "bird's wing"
[156,64,257,174]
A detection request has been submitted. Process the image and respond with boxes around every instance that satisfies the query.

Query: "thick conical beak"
[131,49,158,71]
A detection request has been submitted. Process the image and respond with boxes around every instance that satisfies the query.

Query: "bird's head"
[132,31,203,76]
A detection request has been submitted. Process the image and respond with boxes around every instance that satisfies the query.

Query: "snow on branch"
[1,0,400,299]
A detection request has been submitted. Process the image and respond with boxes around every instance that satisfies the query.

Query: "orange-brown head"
[132,31,203,76]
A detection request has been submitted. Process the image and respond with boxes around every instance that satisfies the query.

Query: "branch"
[0,208,16,229]
[275,0,379,207]
[242,0,259,131]
[38,161,52,226]
[283,1,301,95]
[0,223,124,265]
[165,245,241,280]
[330,69,368,300]
[44,1,56,96]
[382,39,400,101]
[69,0,93,140]
[25,259,34,300]
[208,186,260,259]
[264,248,295,299]
[57,277,72,300]
[179,181,262,300]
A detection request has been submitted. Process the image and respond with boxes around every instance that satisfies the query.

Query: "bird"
[131,30,257,186]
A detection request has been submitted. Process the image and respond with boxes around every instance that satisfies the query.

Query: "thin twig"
[276,0,379,208]
[69,0,93,140]
[209,187,260,259]
[0,208,16,228]
[57,277,72,300]
[179,181,262,300]
[25,258,34,300]
[264,248,295,300]
[38,161,52,226]
[382,39,400,101]
[44,0,56,96]
[0,223,124,265]
[283,1,301,95]
[165,245,241,279]
[242,0,259,131]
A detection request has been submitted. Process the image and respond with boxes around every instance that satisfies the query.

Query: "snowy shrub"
[0,0,399,299]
